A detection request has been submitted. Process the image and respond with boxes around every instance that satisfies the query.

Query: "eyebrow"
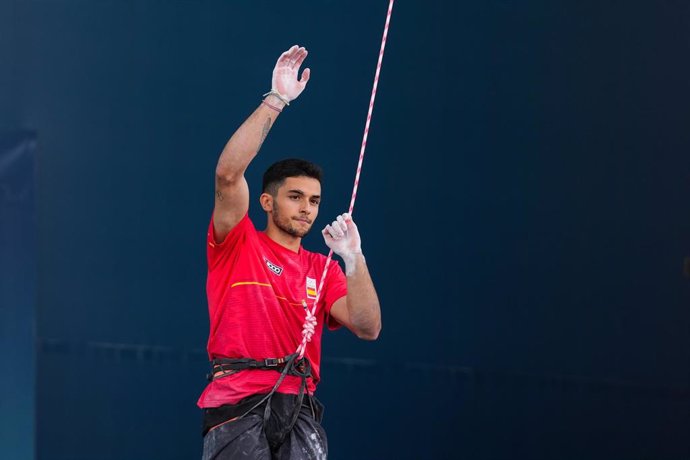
[287,189,321,199]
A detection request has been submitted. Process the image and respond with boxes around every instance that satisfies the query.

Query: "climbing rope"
[296,0,395,359]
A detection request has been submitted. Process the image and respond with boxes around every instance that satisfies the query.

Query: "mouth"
[293,218,312,224]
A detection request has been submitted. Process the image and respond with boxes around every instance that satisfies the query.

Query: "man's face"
[269,176,321,238]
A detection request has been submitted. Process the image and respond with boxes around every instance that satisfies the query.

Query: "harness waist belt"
[208,353,311,382]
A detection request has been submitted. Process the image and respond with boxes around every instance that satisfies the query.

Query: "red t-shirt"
[197,214,348,408]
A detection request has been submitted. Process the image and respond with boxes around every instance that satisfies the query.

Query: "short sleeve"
[322,259,348,330]
[207,213,254,270]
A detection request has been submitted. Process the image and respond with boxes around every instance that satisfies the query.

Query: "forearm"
[342,253,381,340]
[216,45,309,180]
[215,95,286,180]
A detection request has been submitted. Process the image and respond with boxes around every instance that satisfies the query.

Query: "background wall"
[1,0,689,459]
[0,131,36,460]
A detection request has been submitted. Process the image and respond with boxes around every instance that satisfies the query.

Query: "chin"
[291,227,311,238]
[288,220,313,238]
[276,220,310,238]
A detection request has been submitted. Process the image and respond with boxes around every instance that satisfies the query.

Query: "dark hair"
[262,158,323,196]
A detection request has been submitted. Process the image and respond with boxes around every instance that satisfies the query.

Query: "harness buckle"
[264,358,280,367]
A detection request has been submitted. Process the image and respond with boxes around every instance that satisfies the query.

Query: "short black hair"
[262,158,323,196]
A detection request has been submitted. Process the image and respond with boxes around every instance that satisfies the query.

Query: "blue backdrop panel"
[0,131,36,460]
[0,0,687,459]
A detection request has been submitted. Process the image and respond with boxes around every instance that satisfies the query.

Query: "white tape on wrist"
[262,89,290,106]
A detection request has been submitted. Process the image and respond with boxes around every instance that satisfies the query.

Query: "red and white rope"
[296,0,395,359]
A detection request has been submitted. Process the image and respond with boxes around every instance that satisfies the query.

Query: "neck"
[264,224,302,253]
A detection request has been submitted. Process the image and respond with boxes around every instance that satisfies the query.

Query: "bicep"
[212,175,249,244]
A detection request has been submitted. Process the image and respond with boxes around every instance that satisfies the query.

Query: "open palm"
[272,45,311,102]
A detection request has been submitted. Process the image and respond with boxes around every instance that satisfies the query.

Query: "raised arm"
[213,45,311,242]
[324,214,382,340]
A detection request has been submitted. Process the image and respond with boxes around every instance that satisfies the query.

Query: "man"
[198,45,382,460]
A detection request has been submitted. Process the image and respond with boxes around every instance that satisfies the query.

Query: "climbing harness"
[207,353,313,438]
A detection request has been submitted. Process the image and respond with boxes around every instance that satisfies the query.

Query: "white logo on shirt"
[265,258,283,276]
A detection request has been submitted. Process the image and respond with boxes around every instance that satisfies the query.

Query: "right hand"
[271,45,311,102]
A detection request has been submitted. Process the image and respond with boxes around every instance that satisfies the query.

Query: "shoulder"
[209,213,256,243]
[302,248,345,279]
[300,245,328,264]
[207,214,261,265]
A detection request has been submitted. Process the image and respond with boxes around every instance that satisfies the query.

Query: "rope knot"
[301,308,317,343]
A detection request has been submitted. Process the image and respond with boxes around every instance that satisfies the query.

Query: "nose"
[300,201,316,215]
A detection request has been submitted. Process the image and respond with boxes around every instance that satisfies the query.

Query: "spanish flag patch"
[306,277,317,299]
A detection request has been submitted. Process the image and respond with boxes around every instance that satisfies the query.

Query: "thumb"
[300,68,311,84]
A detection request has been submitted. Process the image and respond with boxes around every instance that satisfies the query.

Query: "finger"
[299,68,311,84]
[291,48,306,69]
[278,46,298,67]
[277,56,291,68]
[295,46,309,60]
[327,221,338,237]
[278,45,297,62]
[342,213,356,230]
[323,224,338,239]
[329,225,342,239]
[347,218,358,232]
[294,48,308,68]
[331,220,345,237]
[336,215,348,232]
[290,45,303,60]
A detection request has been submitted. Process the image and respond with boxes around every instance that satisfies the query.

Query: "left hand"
[322,213,362,258]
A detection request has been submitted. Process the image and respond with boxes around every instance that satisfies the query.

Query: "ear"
[259,193,273,212]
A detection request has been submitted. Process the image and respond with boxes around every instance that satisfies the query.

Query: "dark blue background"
[0,131,36,460]
[1,1,688,459]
